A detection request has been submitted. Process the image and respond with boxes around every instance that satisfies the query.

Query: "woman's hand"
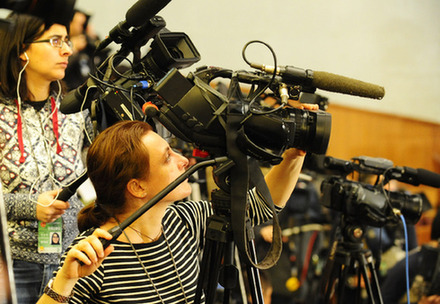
[58,228,114,280]
[262,101,319,207]
[287,99,319,111]
[37,229,114,303]
[293,102,319,111]
[260,225,274,243]
[36,189,70,223]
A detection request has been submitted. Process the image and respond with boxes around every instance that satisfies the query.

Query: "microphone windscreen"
[125,0,171,27]
[416,168,440,188]
[313,71,385,100]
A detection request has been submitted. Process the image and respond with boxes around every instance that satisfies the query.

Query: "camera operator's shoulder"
[168,200,212,222]
[171,200,211,213]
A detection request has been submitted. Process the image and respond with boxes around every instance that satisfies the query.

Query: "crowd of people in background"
[63,9,108,91]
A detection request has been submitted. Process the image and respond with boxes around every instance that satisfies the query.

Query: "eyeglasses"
[26,37,73,49]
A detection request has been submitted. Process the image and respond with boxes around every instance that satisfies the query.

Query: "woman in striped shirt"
[37,114,316,303]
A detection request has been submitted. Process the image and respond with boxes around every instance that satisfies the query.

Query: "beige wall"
[66,0,440,124]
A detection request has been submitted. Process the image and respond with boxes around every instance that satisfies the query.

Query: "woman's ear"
[19,51,29,62]
[126,178,148,199]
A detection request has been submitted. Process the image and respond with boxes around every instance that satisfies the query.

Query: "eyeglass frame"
[25,36,73,49]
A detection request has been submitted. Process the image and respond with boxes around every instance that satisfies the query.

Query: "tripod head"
[319,207,384,304]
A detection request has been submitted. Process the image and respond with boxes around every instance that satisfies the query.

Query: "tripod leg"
[319,245,351,304]
[359,259,376,304]
[318,239,338,303]
[195,237,226,304]
[195,213,233,304]
[336,256,353,304]
[358,251,384,304]
[246,240,264,304]
[195,238,216,304]
[369,265,384,304]
[206,241,226,304]
[364,253,384,304]
[319,253,340,303]
[219,241,238,304]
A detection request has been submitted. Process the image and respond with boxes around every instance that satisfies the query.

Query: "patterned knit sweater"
[0,95,93,265]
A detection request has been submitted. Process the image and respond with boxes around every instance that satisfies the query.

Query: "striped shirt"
[62,188,279,303]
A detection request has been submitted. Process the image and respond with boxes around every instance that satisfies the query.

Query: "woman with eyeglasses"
[0,13,93,304]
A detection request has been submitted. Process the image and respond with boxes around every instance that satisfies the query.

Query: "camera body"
[321,156,423,227]
[147,67,331,163]
[83,23,332,163]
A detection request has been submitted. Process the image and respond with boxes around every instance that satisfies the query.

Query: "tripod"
[194,187,264,304]
[193,152,283,304]
[319,218,384,304]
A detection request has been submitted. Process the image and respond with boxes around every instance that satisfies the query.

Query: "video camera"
[320,155,440,227]
[60,0,390,165]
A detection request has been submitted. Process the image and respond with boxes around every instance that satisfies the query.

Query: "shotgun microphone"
[389,166,440,188]
[95,0,171,52]
[251,64,385,100]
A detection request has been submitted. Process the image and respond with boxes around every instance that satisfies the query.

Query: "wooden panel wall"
[326,104,440,243]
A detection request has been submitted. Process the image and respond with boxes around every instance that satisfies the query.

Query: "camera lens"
[242,107,331,155]
[387,191,423,224]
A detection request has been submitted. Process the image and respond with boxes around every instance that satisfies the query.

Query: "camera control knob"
[193,123,203,132]
[186,118,198,128]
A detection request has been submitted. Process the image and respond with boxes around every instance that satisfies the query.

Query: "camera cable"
[396,212,411,304]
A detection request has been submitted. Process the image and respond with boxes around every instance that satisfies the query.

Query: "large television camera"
[321,156,440,227]
[60,22,335,163]
[59,0,389,164]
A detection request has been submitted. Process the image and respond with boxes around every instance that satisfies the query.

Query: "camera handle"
[318,218,384,304]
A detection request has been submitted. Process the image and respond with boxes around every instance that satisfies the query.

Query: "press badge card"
[38,218,63,253]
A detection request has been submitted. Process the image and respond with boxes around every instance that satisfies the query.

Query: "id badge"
[38,218,63,253]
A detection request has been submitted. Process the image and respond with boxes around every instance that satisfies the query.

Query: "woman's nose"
[61,43,73,56]
[179,154,190,169]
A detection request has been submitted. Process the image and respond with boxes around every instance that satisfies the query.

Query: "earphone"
[24,51,29,61]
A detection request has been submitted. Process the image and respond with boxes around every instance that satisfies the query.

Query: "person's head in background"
[69,9,101,54]
[0,12,73,101]
[69,9,90,37]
